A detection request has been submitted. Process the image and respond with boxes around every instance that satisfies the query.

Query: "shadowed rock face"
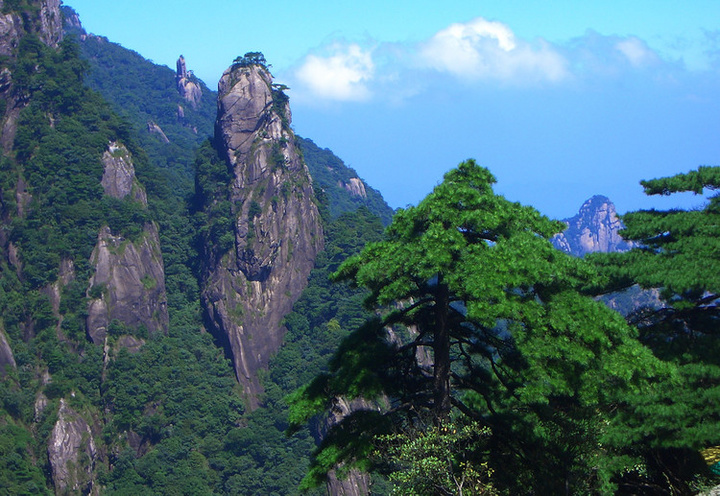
[202,62,323,409]
[552,195,634,257]
[86,142,167,343]
[48,399,98,495]
[86,223,168,343]
[322,397,374,496]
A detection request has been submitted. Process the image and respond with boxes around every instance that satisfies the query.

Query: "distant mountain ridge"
[552,195,634,257]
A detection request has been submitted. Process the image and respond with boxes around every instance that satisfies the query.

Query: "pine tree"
[592,166,720,494]
[289,160,663,494]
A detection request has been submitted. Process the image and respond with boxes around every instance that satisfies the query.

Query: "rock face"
[0,0,63,152]
[48,399,98,495]
[339,177,367,198]
[201,61,323,408]
[323,397,373,496]
[147,120,170,143]
[87,142,167,343]
[176,55,202,108]
[101,141,148,204]
[552,195,634,257]
[86,224,168,343]
[0,326,15,375]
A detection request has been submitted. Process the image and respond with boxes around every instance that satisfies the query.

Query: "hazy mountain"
[552,195,634,257]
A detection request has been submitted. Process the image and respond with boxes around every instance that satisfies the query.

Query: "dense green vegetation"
[0,4,717,495]
[298,137,395,225]
[288,160,719,495]
[66,4,216,195]
[590,166,720,494]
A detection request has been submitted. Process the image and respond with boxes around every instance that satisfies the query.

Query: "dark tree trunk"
[433,281,452,423]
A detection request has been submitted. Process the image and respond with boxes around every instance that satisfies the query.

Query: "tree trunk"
[433,280,452,423]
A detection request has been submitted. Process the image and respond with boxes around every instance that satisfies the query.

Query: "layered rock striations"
[201,60,323,408]
[552,195,634,257]
[86,142,168,343]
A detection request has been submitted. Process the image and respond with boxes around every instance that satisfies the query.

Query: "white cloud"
[615,37,658,67]
[294,43,374,101]
[419,17,568,83]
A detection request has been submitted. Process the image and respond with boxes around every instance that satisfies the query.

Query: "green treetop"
[591,166,720,494]
[289,159,664,494]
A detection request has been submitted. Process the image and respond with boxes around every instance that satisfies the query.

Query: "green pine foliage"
[290,160,666,494]
[591,166,720,494]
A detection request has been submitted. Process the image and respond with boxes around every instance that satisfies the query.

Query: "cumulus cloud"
[418,17,568,83]
[615,37,659,67]
[294,43,374,101]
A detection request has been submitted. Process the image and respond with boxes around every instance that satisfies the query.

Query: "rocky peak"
[88,142,167,345]
[552,195,634,257]
[175,54,201,108]
[201,57,323,408]
[60,5,84,35]
[101,141,147,204]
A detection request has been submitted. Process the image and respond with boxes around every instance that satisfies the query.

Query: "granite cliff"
[176,54,202,109]
[86,142,168,344]
[552,195,634,257]
[200,57,323,408]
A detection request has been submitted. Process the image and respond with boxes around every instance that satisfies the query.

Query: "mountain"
[298,137,395,225]
[551,195,634,257]
[0,3,397,494]
[197,56,323,408]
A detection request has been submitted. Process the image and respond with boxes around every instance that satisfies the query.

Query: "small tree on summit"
[232,51,269,69]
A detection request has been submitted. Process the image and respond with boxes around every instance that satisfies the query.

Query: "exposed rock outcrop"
[147,120,170,144]
[37,0,62,48]
[86,223,168,343]
[338,177,367,198]
[322,397,374,496]
[0,0,64,152]
[87,141,167,344]
[0,325,15,375]
[101,141,148,204]
[176,55,202,108]
[552,195,634,257]
[0,9,21,57]
[48,399,98,495]
[201,60,323,408]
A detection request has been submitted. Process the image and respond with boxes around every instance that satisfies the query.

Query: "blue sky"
[66,0,720,218]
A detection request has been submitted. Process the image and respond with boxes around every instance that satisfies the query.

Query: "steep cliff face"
[0,0,63,152]
[176,55,202,109]
[48,399,99,496]
[201,61,323,407]
[552,195,634,257]
[323,397,374,496]
[0,325,15,375]
[86,142,167,343]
